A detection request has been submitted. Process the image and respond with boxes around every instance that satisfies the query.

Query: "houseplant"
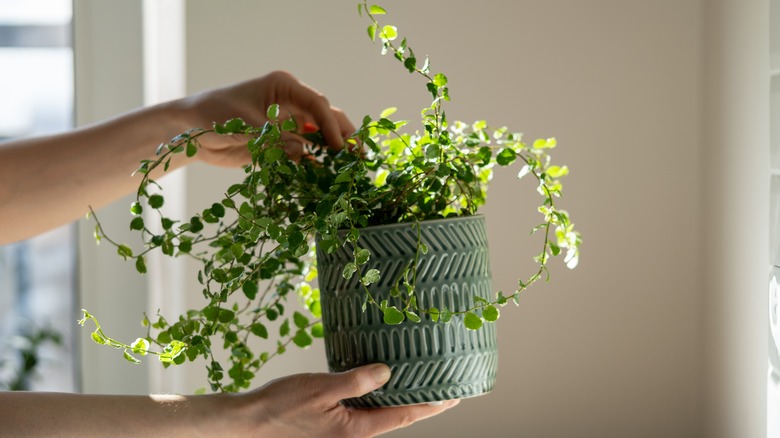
[80,3,581,404]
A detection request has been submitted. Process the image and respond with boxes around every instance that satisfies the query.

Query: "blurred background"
[1,0,775,436]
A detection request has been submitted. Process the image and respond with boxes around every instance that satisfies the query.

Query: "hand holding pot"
[238,363,460,437]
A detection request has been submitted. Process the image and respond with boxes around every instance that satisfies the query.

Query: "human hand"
[231,363,459,437]
[175,70,355,167]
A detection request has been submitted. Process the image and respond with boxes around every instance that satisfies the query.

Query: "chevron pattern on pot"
[316,215,499,407]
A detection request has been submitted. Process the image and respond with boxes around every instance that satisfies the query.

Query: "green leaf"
[281,118,297,132]
[148,194,164,209]
[292,329,313,348]
[546,165,569,178]
[203,306,219,322]
[405,310,421,323]
[533,138,554,149]
[117,244,133,260]
[383,306,405,325]
[287,229,304,249]
[161,217,175,230]
[189,217,204,233]
[433,73,448,88]
[218,309,235,323]
[186,140,198,158]
[369,5,387,14]
[361,268,381,286]
[159,340,187,363]
[342,262,357,279]
[293,311,309,329]
[91,332,106,345]
[279,319,290,337]
[242,281,259,300]
[130,201,143,215]
[404,56,416,73]
[178,239,192,253]
[250,323,269,339]
[276,164,292,175]
[123,350,141,364]
[482,305,500,322]
[211,268,228,283]
[356,248,371,265]
[267,104,280,119]
[464,312,483,330]
[210,203,226,218]
[380,25,397,41]
[379,107,397,118]
[224,118,245,133]
[311,323,324,338]
[131,338,150,356]
[376,118,396,130]
[265,147,284,163]
[129,216,144,231]
[496,148,517,166]
[477,146,493,166]
[425,143,440,159]
[221,198,235,209]
[135,256,147,274]
[367,23,377,41]
[334,171,353,185]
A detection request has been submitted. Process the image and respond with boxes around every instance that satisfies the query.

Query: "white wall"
[703,0,770,437]
[74,0,150,395]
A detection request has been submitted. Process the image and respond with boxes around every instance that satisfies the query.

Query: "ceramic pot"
[316,215,498,407]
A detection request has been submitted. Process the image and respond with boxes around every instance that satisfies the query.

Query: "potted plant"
[80,2,581,406]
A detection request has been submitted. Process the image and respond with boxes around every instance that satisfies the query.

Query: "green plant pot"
[316,215,498,407]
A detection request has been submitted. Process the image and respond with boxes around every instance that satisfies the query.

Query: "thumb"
[317,363,391,404]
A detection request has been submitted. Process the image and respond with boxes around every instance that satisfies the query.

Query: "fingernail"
[368,363,391,385]
[444,399,460,408]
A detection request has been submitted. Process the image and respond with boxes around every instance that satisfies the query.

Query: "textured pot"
[316,215,498,407]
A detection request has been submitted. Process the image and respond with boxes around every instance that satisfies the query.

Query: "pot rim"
[328,213,486,236]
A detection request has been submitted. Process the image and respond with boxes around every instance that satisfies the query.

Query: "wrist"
[183,393,251,437]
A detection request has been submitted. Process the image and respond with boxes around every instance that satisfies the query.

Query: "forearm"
[0,391,245,437]
[0,100,194,245]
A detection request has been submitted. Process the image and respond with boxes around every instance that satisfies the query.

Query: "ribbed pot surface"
[316,215,498,407]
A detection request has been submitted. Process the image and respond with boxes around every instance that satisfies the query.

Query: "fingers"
[312,364,391,405]
[350,399,461,436]
[332,107,356,142]
[278,72,353,148]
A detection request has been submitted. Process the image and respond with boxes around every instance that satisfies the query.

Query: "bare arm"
[0,365,459,438]
[0,71,354,244]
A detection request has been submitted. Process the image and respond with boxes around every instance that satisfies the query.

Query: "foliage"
[83,2,581,393]
[0,325,62,391]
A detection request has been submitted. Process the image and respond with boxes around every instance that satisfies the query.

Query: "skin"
[0,71,460,436]
[0,364,459,437]
[0,70,352,244]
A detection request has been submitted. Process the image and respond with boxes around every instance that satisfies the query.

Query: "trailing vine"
[82,3,581,392]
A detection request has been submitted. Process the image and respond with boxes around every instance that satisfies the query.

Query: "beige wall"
[181,1,704,436]
[74,0,774,436]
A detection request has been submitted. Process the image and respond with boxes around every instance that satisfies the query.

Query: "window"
[0,0,77,392]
